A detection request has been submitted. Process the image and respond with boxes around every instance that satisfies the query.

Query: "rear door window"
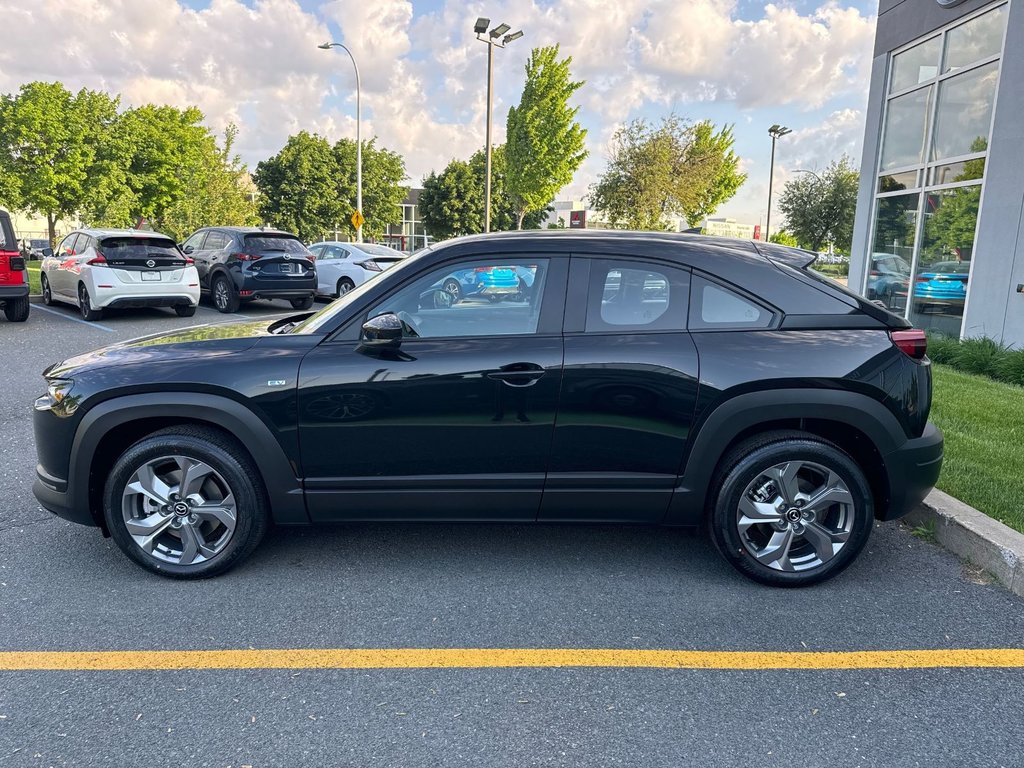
[584,259,689,333]
[203,231,232,251]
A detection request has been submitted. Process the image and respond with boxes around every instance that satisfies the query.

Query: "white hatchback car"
[307,241,407,298]
[41,229,200,321]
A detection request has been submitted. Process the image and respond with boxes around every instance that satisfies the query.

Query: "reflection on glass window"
[930,62,998,161]
[910,187,980,335]
[878,170,919,193]
[868,194,919,313]
[944,5,1007,73]
[891,37,941,93]
[930,157,986,186]
[880,87,932,171]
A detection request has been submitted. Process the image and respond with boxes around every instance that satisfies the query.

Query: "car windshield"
[242,234,308,253]
[99,237,179,256]
[287,248,431,334]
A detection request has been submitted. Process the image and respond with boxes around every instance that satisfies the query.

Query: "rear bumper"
[879,422,944,521]
[0,284,29,301]
[103,295,196,309]
[241,288,316,301]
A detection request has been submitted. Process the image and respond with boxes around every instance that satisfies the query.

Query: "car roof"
[74,228,176,239]
[203,226,297,236]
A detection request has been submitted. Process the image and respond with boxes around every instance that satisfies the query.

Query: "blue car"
[913,261,969,310]
[866,253,911,306]
[438,265,536,303]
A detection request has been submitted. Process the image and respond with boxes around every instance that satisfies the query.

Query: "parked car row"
[32,222,413,322]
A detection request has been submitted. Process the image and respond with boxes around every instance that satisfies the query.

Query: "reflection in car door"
[51,233,80,298]
[539,255,700,524]
[296,254,569,522]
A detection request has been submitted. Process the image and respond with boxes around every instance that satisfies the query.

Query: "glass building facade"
[862,3,1009,337]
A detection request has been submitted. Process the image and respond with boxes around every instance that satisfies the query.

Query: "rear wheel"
[709,434,873,587]
[212,275,239,314]
[3,296,29,322]
[442,278,461,303]
[290,296,314,310]
[41,274,53,306]
[335,277,355,298]
[78,283,103,321]
[103,426,269,579]
[174,304,197,318]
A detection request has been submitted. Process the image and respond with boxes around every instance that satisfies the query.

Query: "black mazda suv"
[180,226,317,313]
[32,231,943,586]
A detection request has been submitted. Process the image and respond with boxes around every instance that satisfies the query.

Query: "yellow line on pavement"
[2,648,1024,672]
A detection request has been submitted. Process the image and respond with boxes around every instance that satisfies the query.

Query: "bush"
[925,332,1024,387]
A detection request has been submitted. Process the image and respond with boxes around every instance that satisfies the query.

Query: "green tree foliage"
[505,45,587,229]
[0,82,121,242]
[777,157,860,252]
[680,122,746,227]
[419,145,548,240]
[160,125,260,242]
[333,138,407,240]
[588,115,745,231]
[254,131,345,243]
[769,230,799,247]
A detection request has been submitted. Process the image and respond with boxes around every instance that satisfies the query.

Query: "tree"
[419,146,549,240]
[254,132,344,243]
[160,125,260,242]
[588,115,742,231]
[505,45,587,229]
[333,138,407,240]
[679,122,746,227]
[0,82,121,242]
[769,230,799,247]
[777,157,860,252]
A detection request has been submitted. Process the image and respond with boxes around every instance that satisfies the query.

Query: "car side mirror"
[42,247,54,258]
[182,245,194,254]
[418,288,453,310]
[361,313,403,348]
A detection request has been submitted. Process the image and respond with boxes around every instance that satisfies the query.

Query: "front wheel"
[290,296,314,310]
[103,426,269,579]
[709,434,873,587]
[78,283,103,321]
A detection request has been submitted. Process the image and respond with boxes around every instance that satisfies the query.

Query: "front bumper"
[33,466,96,527]
[879,422,944,520]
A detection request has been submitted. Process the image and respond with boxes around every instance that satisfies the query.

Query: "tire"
[103,425,269,579]
[78,283,103,321]
[708,433,873,587]
[442,278,461,303]
[41,274,53,306]
[3,296,29,322]
[335,278,355,298]
[174,304,197,318]
[290,296,315,310]
[212,274,239,314]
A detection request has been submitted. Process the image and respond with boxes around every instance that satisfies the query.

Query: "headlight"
[34,379,78,417]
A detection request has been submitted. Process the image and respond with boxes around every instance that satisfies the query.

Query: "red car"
[0,210,29,322]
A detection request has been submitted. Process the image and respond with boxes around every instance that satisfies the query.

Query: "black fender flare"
[665,388,907,525]
[69,393,308,526]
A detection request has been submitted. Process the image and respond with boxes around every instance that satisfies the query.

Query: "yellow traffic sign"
[351,210,364,229]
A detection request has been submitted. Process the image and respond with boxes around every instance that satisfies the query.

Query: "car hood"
[44,319,274,379]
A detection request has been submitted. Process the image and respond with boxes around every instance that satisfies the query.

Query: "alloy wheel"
[442,279,461,303]
[121,455,238,566]
[78,285,91,318]
[735,460,855,572]
[214,280,229,310]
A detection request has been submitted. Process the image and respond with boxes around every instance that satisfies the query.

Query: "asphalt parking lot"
[2,299,1024,767]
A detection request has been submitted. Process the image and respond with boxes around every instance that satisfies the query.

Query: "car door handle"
[487,364,546,387]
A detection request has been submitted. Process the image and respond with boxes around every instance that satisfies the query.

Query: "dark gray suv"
[180,227,317,313]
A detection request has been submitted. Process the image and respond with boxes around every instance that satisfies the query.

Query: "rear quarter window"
[689,275,774,330]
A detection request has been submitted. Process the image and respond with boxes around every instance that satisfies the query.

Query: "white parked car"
[41,229,200,321]
[307,241,407,299]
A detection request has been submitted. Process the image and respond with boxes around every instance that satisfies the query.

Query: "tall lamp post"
[474,17,523,233]
[765,124,791,242]
[319,41,363,243]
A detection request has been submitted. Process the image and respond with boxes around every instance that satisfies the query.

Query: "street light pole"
[474,18,522,234]
[765,124,791,242]
[319,41,363,243]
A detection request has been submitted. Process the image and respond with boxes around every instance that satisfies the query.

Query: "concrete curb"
[905,489,1024,597]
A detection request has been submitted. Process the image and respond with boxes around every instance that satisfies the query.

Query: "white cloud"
[0,0,875,203]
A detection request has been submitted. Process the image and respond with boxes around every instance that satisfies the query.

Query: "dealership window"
[866,3,1008,336]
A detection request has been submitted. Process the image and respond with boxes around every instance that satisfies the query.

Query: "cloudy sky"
[0,0,878,226]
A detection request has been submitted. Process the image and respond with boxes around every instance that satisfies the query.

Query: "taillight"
[184,257,195,266]
[890,329,927,360]
[88,252,107,266]
[233,253,261,261]
[356,260,382,271]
